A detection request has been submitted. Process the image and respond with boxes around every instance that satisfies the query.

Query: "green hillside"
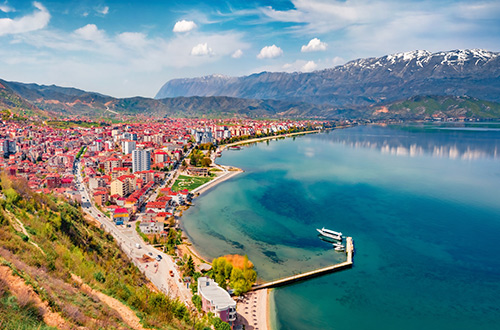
[0,80,50,120]
[386,95,500,119]
[0,174,207,330]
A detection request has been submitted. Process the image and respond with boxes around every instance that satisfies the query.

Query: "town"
[0,116,333,329]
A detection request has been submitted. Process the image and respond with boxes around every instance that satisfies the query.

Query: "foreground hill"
[156,49,500,107]
[0,174,201,329]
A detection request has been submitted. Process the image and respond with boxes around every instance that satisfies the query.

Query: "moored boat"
[316,227,342,241]
[334,245,345,252]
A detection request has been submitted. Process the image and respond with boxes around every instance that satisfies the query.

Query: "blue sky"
[1,0,499,97]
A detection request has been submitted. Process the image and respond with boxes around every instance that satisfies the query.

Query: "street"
[74,153,192,305]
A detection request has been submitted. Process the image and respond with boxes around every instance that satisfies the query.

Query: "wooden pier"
[251,237,354,291]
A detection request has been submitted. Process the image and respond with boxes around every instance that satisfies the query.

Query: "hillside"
[0,174,203,330]
[156,49,500,107]
[0,80,50,120]
[383,95,500,120]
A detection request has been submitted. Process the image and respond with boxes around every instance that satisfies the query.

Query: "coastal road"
[74,158,192,305]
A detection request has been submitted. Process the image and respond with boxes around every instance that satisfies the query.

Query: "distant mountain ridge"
[2,48,500,121]
[155,49,500,107]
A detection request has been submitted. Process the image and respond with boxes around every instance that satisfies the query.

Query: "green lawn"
[171,175,212,192]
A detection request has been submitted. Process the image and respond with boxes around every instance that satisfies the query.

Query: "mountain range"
[156,49,500,108]
[1,49,500,120]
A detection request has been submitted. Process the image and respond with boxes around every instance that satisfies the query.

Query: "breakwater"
[251,237,354,291]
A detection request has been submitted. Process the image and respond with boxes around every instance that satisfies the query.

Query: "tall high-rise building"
[132,149,151,173]
[122,140,136,154]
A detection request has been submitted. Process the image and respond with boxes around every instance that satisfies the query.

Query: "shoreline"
[221,129,323,150]
[191,168,243,196]
[179,129,331,329]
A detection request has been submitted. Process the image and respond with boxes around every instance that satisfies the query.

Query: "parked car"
[169,270,174,277]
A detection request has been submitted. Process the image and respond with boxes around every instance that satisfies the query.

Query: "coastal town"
[0,116,336,329]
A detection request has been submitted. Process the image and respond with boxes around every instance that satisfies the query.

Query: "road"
[73,150,193,305]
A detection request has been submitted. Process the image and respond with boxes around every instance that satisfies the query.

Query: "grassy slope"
[0,174,206,330]
[0,81,50,120]
[387,95,500,119]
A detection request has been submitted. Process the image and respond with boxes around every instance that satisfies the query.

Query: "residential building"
[93,191,107,206]
[132,149,151,173]
[110,175,135,197]
[113,207,129,224]
[197,277,237,323]
[122,140,136,154]
[139,220,164,234]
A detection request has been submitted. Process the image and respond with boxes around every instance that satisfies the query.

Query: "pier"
[251,237,354,291]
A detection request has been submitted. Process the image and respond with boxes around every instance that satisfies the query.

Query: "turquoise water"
[182,124,500,330]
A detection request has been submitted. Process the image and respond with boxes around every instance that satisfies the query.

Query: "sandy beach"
[234,289,270,330]
[191,168,243,195]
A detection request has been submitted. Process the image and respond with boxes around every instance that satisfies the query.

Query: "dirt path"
[71,274,148,330]
[6,210,46,255]
[0,265,69,329]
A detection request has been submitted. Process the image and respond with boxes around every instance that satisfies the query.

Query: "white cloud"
[98,6,109,16]
[0,1,50,36]
[0,1,14,13]
[117,32,149,49]
[190,42,214,56]
[231,49,243,58]
[74,24,105,41]
[301,60,317,72]
[261,0,388,34]
[301,38,327,52]
[257,44,283,59]
[173,20,197,33]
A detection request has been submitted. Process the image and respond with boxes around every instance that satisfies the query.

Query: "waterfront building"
[132,149,151,173]
[197,277,237,324]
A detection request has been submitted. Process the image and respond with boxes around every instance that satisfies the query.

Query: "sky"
[0,0,499,98]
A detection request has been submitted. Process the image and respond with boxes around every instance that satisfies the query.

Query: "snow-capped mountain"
[155,49,500,107]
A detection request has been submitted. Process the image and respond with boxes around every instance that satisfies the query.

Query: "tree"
[201,157,211,167]
[186,255,195,277]
[190,153,197,167]
[192,294,202,312]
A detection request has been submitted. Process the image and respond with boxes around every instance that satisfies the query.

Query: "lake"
[181,123,500,330]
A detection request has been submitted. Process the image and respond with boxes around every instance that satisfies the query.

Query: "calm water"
[182,124,500,330]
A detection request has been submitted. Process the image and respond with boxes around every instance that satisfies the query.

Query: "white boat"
[334,245,345,252]
[316,227,342,241]
[333,242,344,248]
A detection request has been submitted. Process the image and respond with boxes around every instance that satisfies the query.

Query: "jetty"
[251,237,354,291]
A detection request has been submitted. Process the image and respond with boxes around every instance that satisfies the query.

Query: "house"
[46,173,61,189]
[113,207,129,224]
[93,191,108,206]
[139,220,164,234]
[197,277,236,324]
[145,201,167,213]
[143,209,156,222]
[155,212,172,224]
